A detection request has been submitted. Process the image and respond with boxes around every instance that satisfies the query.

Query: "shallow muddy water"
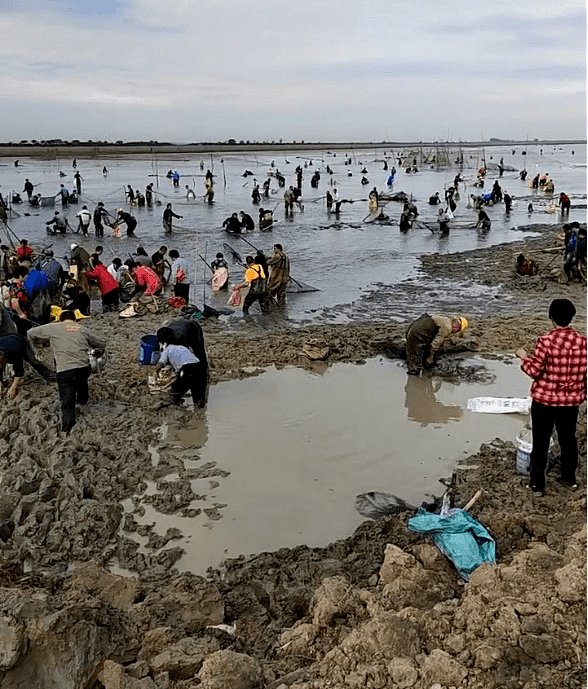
[1,143,585,323]
[116,354,532,576]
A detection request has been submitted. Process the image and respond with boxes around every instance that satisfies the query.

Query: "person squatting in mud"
[515,254,538,276]
[517,299,587,494]
[27,310,106,433]
[405,314,469,376]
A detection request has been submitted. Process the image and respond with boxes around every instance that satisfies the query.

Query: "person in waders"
[437,208,450,235]
[406,315,468,375]
[266,243,290,306]
[163,203,182,234]
[237,256,271,315]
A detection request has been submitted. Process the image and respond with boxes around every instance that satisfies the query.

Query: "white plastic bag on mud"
[466,397,531,414]
[119,303,138,318]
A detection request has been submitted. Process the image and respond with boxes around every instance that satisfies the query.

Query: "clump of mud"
[0,432,585,689]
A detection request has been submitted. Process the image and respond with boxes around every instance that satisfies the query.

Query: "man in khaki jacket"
[266,244,290,306]
[28,311,105,432]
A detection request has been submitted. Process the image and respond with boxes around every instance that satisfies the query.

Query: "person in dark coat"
[157,318,208,407]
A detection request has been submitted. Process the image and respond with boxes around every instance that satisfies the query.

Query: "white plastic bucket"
[515,430,532,475]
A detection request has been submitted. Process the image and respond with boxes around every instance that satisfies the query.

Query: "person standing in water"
[74,171,83,194]
[22,179,34,201]
[266,243,290,306]
[163,203,182,234]
[93,202,109,238]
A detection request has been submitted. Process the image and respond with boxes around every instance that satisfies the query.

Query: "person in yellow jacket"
[236,256,272,315]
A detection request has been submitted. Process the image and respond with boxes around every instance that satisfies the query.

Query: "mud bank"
[0,224,585,688]
[2,138,582,159]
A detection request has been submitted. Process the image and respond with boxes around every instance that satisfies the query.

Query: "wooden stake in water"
[203,241,207,307]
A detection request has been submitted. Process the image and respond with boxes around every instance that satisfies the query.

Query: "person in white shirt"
[168,250,190,303]
[107,258,125,282]
[76,206,92,237]
[154,332,201,407]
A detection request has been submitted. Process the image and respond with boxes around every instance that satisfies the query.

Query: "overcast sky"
[1,0,585,143]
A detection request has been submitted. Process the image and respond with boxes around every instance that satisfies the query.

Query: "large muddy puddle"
[114,354,531,576]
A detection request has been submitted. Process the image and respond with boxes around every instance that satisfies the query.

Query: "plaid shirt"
[521,326,587,406]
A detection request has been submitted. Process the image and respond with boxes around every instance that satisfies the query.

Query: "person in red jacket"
[85,259,120,312]
[16,239,34,263]
[132,263,161,297]
[517,299,587,493]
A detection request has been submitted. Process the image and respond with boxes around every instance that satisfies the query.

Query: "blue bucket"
[139,334,160,365]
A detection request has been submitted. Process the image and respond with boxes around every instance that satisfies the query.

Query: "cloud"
[0,0,585,142]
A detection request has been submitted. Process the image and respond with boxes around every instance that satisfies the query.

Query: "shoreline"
[0,139,585,160]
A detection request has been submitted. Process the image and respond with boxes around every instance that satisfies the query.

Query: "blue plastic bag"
[408,508,496,580]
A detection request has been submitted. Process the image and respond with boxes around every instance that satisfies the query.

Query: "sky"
[1,0,585,143]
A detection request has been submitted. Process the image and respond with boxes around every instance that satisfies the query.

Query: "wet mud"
[0,223,585,689]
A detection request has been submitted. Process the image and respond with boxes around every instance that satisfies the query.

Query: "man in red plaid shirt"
[517,299,587,493]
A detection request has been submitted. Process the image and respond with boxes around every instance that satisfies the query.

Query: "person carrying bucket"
[516,299,587,494]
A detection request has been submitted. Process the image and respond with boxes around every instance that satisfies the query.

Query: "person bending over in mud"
[405,314,468,376]
[515,254,538,276]
[157,318,208,407]
[154,330,204,409]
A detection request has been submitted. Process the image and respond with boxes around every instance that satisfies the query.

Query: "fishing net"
[223,240,319,292]
[222,243,243,264]
[286,278,319,293]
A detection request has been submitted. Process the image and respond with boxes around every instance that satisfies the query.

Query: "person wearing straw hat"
[406,314,468,375]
